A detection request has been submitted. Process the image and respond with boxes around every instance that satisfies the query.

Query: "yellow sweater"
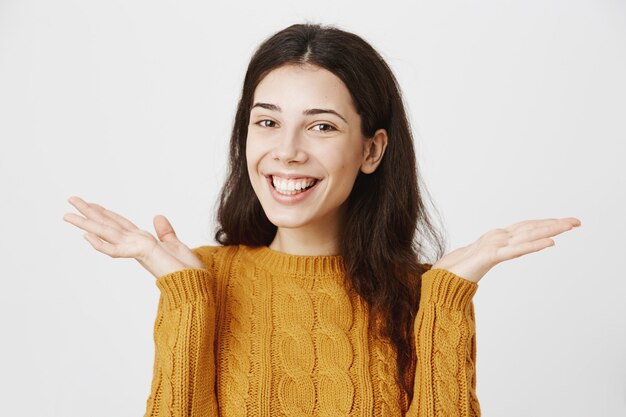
[143,244,481,417]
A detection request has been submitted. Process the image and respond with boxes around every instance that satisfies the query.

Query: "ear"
[360,128,388,174]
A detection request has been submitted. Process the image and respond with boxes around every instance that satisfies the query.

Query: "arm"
[405,268,481,417]
[62,197,222,415]
[143,268,219,417]
[405,217,581,416]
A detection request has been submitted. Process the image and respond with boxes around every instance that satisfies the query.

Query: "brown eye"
[311,123,336,132]
[258,119,277,128]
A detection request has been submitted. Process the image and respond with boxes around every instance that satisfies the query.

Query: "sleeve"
[143,253,219,416]
[405,268,481,417]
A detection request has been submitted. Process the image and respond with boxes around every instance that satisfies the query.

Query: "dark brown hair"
[214,22,447,406]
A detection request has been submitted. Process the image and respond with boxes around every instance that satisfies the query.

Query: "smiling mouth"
[267,175,320,195]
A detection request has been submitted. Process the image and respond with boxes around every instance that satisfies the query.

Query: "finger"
[89,203,140,231]
[67,196,122,230]
[508,222,576,245]
[565,217,582,227]
[63,212,123,243]
[506,217,580,234]
[83,232,122,258]
[154,215,178,243]
[496,237,555,261]
[506,218,558,233]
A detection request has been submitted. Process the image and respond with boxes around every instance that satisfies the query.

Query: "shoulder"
[191,244,242,272]
[187,245,242,301]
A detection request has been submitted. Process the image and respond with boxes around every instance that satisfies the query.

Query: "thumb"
[153,215,179,243]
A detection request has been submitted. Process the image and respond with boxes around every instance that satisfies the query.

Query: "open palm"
[432,217,582,284]
[63,196,205,279]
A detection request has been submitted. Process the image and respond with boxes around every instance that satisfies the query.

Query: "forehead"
[252,64,356,113]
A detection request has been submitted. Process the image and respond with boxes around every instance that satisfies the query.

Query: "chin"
[265,211,312,229]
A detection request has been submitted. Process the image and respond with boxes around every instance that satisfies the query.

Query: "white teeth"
[271,176,317,195]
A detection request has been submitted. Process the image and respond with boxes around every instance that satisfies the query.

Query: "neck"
[269,214,343,256]
[269,202,348,256]
[269,230,339,256]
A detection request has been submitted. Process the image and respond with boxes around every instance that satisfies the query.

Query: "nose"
[272,128,308,164]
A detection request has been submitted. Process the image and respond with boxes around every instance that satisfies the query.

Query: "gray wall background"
[1,0,624,415]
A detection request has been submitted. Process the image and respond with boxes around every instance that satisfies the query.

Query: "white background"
[1,0,624,415]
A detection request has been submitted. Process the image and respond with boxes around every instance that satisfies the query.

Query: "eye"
[311,123,336,132]
[256,119,277,128]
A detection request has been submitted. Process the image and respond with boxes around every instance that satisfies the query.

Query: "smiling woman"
[63,22,581,417]
[211,24,441,415]
[206,23,476,416]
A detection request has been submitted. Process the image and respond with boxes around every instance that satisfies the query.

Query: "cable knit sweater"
[143,244,481,417]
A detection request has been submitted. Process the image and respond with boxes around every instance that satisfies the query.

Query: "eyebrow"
[251,102,348,124]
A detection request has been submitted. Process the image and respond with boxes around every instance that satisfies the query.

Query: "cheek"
[245,143,263,192]
[245,138,263,172]
[245,145,252,167]
[326,143,363,175]
[324,152,362,194]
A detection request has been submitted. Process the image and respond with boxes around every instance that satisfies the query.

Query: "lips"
[265,172,321,180]
[264,174,321,204]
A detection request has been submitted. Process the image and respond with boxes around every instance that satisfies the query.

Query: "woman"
[63,23,581,416]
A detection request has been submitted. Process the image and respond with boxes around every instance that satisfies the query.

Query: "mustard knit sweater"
[143,244,481,417]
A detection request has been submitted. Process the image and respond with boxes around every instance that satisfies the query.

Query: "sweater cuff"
[421,268,478,310]
[155,268,213,310]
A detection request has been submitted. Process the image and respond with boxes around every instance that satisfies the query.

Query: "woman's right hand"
[63,196,205,279]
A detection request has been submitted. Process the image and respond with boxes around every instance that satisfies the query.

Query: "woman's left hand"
[431,217,582,284]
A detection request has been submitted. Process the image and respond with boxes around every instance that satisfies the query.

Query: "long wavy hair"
[214,22,447,405]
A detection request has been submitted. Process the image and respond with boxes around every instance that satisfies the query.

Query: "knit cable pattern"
[145,267,218,417]
[433,308,463,416]
[405,268,480,417]
[316,276,356,416]
[372,320,404,416]
[156,307,181,415]
[275,275,316,416]
[142,246,482,417]
[220,260,254,416]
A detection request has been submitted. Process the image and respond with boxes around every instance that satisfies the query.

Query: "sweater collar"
[240,244,346,276]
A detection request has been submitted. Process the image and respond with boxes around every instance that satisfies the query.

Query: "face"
[245,63,385,235]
